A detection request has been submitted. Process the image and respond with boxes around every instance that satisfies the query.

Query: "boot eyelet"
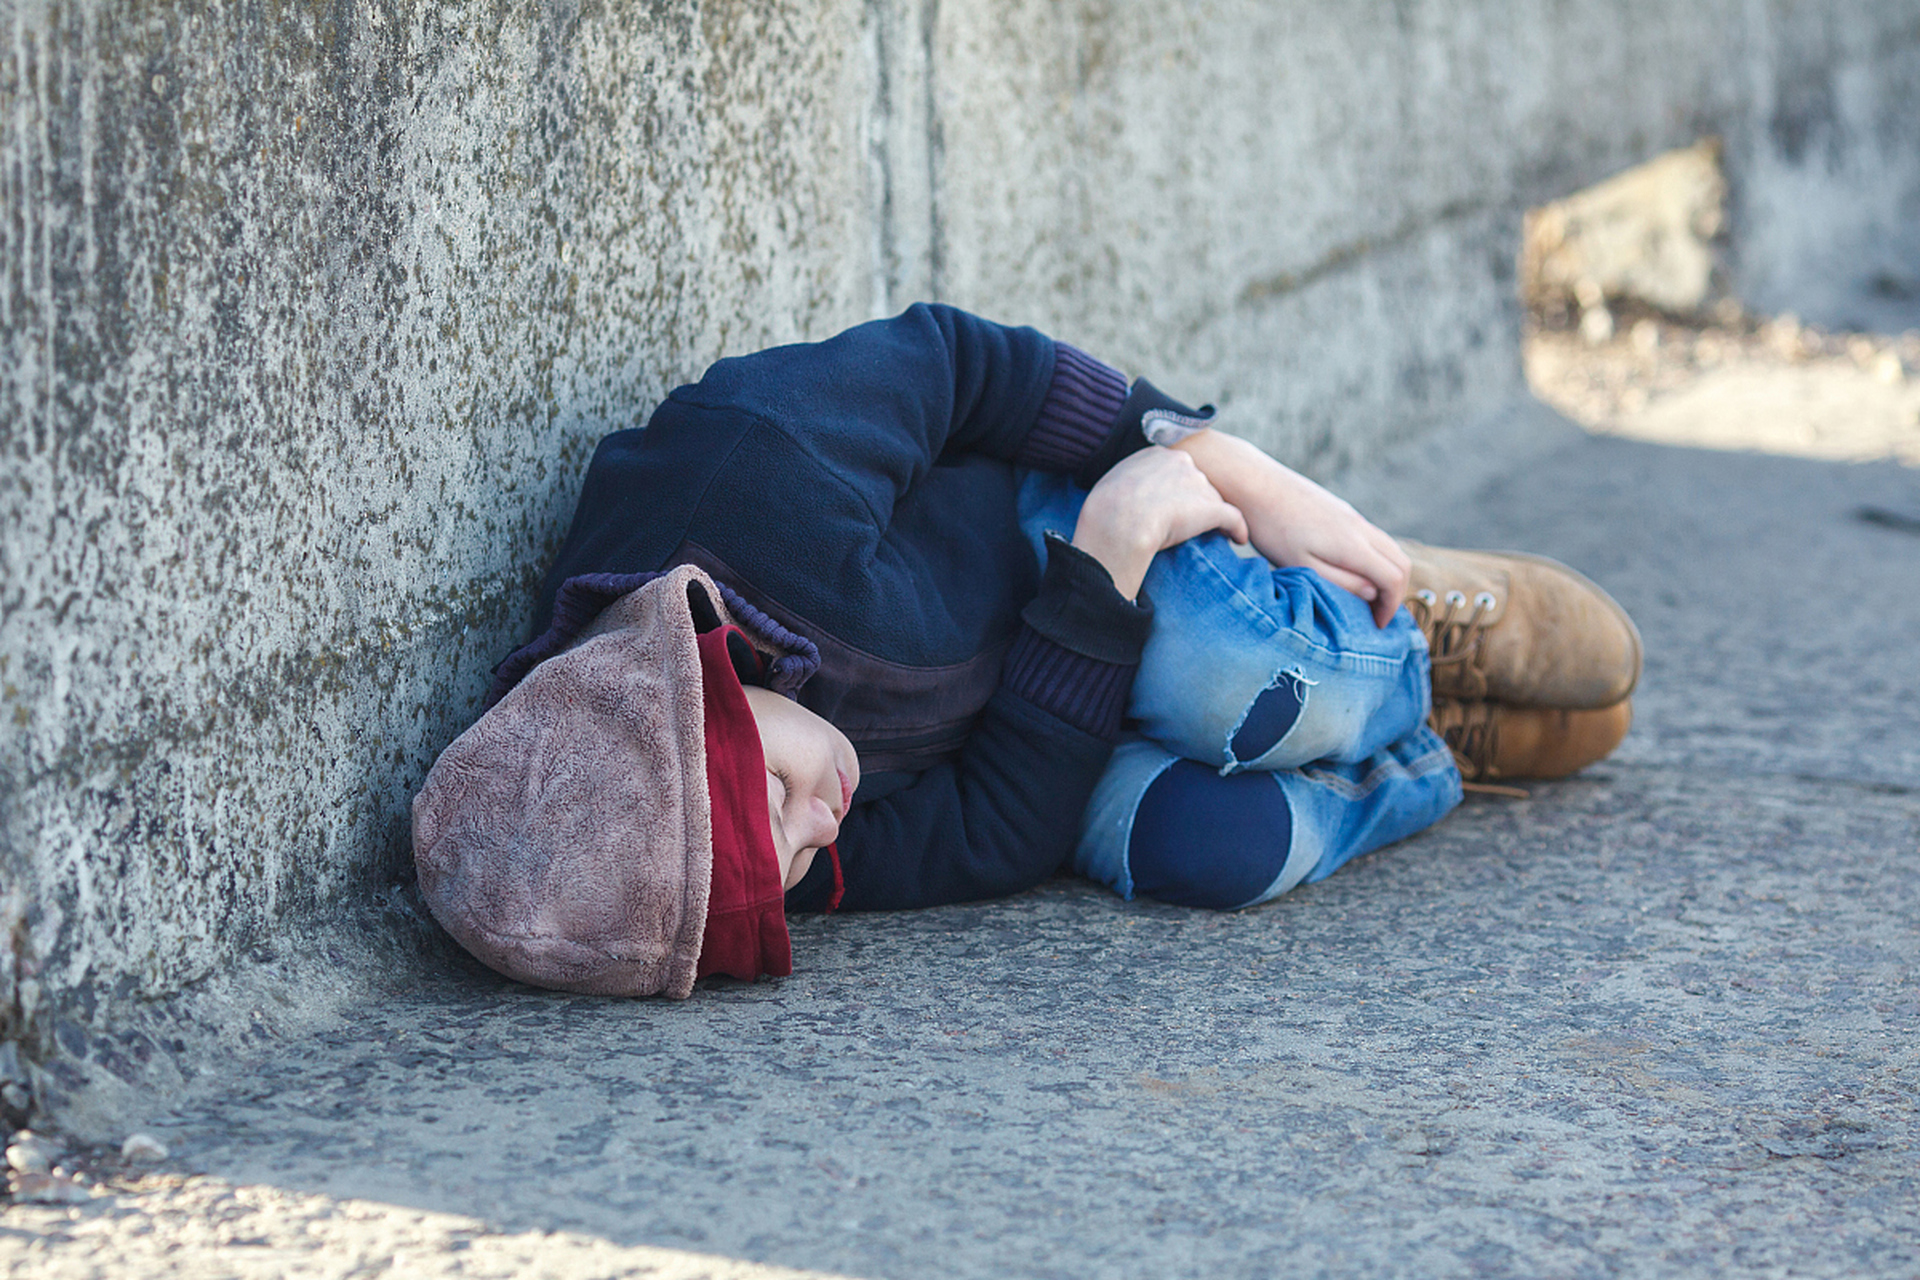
[1474,591,1497,609]
[1415,589,1437,605]
[1444,590,1467,607]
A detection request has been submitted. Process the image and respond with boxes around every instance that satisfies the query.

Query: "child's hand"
[1073,447,1249,600]
[1172,430,1410,627]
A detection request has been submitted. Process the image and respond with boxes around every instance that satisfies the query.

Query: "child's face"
[742,686,860,890]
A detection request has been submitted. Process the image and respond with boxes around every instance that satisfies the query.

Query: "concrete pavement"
[22,412,1912,1278]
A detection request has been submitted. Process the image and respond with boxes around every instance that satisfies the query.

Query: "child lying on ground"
[411,305,1640,997]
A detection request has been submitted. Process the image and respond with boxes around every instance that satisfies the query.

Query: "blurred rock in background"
[1523,139,1729,337]
[1522,141,1920,466]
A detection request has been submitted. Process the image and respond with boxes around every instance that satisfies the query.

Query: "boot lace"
[1408,587,1500,670]
[1430,700,1530,798]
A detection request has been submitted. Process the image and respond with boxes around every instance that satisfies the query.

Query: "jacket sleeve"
[659,303,1147,506]
[529,303,1211,643]
[787,537,1152,911]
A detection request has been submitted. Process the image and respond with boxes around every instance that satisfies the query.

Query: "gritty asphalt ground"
[6,315,1919,1278]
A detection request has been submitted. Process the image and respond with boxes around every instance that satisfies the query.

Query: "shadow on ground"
[50,424,1920,1278]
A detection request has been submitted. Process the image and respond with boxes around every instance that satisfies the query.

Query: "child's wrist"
[1069,526,1152,601]
[1069,500,1155,599]
[1171,428,1262,499]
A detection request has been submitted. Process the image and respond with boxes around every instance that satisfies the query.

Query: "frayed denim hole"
[1223,669,1312,771]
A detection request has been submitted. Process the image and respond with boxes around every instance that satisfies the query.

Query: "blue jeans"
[1019,472,1463,907]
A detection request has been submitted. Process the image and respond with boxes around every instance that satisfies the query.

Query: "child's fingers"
[1320,541,1413,621]
[1305,557,1377,603]
[1373,526,1412,577]
[1321,528,1409,625]
[1368,527,1412,592]
[1309,545,1406,628]
[1357,542,1411,622]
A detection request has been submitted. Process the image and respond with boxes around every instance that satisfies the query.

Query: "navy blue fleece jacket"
[518,304,1187,912]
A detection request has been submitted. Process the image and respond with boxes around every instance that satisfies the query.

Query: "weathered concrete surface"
[19,420,1913,1278]
[1733,8,1920,333]
[928,2,1920,455]
[1,0,880,1125]
[4,0,1920,1132]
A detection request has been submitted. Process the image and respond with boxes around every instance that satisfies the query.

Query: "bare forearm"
[1169,430,1299,557]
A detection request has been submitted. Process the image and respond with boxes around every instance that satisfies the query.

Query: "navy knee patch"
[1229,674,1304,763]
[1128,760,1293,910]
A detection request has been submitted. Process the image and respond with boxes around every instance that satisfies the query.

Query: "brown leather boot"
[1400,540,1643,709]
[1430,698,1633,782]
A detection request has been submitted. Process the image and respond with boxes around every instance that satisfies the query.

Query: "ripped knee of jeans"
[1227,670,1308,767]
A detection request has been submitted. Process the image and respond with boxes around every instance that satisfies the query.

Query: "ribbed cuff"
[1022,534,1154,665]
[1017,342,1129,473]
[1071,376,1215,489]
[1002,625,1137,741]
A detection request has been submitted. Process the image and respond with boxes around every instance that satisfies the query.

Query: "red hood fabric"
[695,626,794,982]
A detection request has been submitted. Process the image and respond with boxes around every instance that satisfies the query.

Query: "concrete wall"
[1731,7,1920,331]
[5,0,1918,1127]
